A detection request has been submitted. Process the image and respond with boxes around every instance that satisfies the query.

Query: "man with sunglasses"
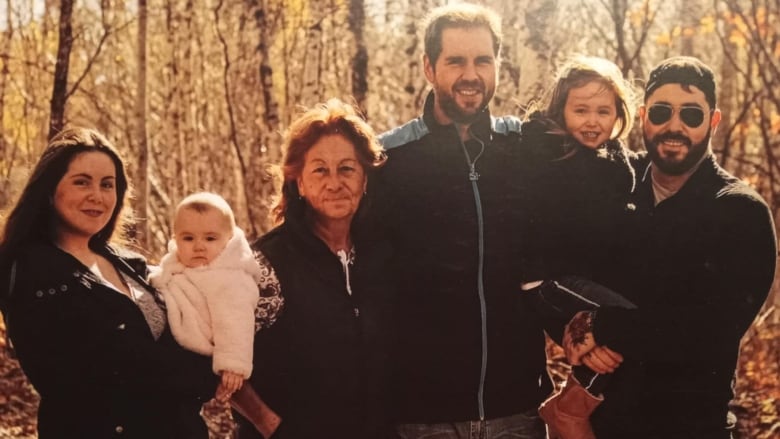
[561,56,777,438]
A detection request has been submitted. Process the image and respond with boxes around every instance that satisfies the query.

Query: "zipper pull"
[469,164,479,181]
[353,307,360,317]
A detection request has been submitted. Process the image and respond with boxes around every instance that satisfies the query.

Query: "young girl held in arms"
[519,56,640,439]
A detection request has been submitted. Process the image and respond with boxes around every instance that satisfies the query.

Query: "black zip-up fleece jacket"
[375,92,550,423]
[591,154,776,439]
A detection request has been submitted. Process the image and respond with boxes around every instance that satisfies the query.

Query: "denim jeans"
[394,410,545,439]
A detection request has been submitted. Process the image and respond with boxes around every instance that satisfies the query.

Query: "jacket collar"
[639,152,723,206]
[283,200,350,259]
[421,90,493,142]
[95,244,161,301]
[280,204,360,292]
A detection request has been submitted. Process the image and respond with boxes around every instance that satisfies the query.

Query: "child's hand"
[562,311,597,365]
[215,371,244,402]
[563,311,623,374]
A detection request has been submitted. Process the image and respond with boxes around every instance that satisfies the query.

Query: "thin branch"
[66,19,134,100]
[580,0,618,52]
[719,87,761,153]
[627,0,657,75]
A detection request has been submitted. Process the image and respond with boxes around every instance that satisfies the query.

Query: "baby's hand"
[215,371,244,402]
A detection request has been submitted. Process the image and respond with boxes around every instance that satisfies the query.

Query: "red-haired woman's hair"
[272,99,386,224]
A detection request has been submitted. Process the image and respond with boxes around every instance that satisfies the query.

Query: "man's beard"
[645,130,711,176]
[435,79,491,125]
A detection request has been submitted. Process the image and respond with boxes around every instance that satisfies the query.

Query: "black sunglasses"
[647,104,709,128]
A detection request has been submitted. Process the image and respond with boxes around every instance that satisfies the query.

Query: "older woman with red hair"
[233,99,395,439]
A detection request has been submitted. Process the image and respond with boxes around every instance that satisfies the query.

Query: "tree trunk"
[162,0,184,218]
[301,2,325,105]
[135,0,150,250]
[0,0,13,208]
[403,2,421,113]
[251,0,282,233]
[48,0,74,139]
[349,0,368,114]
[678,0,697,56]
[215,0,257,236]
[256,0,280,132]
[713,39,735,163]
[609,0,628,69]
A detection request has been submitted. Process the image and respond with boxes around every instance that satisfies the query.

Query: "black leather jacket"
[3,243,217,438]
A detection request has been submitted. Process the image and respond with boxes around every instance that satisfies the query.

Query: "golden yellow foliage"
[729,29,747,47]
[628,10,644,29]
[699,15,715,35]
[655,31,672,46]
[770,113,780,135]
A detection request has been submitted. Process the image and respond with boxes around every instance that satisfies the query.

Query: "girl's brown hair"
[541,56,636,140]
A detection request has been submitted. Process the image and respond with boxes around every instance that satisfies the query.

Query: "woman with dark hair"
[0,127,217,438]
[233,99,395,438]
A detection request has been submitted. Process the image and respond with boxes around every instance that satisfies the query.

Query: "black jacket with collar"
[3,242,217,439]
[519,134,637,284]
[244,200,396,439]
[375,93,549,422]
[591,153,777,439]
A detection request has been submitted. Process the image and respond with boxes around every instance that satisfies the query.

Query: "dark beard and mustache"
[645,130,711,175]
[436,79,491,125]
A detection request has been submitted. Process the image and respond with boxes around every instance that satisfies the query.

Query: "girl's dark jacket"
[507,114,638,344]
[240,198,396,439]
[518,115,637,288]
[1,242,217,438]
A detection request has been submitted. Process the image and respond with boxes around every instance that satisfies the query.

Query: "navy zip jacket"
[375,92,549,423]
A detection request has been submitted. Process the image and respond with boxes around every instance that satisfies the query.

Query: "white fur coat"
[150,227,261,378]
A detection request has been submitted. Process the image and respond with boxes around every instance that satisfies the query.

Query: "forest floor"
[1,311,779,439]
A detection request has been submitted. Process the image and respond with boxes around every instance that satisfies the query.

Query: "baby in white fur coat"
[150,192,280,437]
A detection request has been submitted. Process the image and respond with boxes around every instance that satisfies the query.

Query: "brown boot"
[538,375,603,439]
[230,384,282,438]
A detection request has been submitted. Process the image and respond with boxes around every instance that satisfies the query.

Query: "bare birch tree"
[135,0,149,250]
[0,0,14,207]
[350,0,368,113]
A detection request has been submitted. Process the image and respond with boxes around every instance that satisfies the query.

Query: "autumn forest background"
[0,0,779,437]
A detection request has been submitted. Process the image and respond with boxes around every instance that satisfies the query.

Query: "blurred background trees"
[1,0,778,253]
[0,0,780,248]
[0,0,778,437]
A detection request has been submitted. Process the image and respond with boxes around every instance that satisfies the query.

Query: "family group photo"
[0,0,779,438]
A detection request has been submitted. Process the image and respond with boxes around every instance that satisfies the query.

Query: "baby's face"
[174,208,232,268]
